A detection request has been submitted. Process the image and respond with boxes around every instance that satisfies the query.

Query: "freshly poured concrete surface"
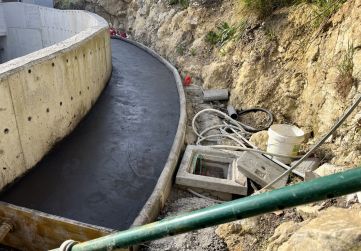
[0,39,180,230]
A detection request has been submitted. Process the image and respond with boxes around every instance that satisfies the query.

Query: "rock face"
[267,207,361,251]
[55,0,361,167]
[249,130,269,151]
[314,163,347,176]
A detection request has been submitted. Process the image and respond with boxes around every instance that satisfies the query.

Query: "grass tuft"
[336,42,355,98]
[206,21,247,46]
[169,0,189,9]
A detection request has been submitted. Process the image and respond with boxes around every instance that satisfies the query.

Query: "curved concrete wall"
[0,3,103,62]
[0,3,111,190]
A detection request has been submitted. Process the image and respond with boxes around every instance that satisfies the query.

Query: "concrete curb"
[111,36,187,227]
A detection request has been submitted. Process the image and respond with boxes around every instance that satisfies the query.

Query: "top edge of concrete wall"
[0,2,108,77]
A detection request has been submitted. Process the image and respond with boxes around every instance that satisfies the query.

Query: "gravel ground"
[140,188,228,251]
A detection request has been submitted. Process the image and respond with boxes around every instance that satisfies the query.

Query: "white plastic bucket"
[267,124,305,164]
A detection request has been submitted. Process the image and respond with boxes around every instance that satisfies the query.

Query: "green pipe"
[57,167,361,251]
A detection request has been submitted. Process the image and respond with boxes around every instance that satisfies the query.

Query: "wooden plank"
[0,202,114,251]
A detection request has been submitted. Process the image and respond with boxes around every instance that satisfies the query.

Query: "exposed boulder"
[249,130,268,151]
[267,207,361,251]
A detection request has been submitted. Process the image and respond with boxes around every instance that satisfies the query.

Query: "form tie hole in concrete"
[87,86,90,90]
[52,62,55,67]
[79,91,82,95]
[83,53,85,58]
[3,167,6,170]
[28,69,31,74]
[60,102,63,106]
[46,108,50,113]
[28,116,32,122]
[4,128,9,134]
[66,59,69,63]
[71,96,73,101]
[75,56,78,60]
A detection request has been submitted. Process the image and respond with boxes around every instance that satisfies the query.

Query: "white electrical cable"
[209,145,302,159]
[193,108,302,159]
[199,124,246,141]
[219,128,247,147]
[196,134,245,147]
[222,121,258,149]
[192,109,251,139]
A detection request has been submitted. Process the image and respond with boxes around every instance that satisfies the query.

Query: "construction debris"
[291,158,320,178]
[237,151,288,189]
[203,89,229,102]
[226,105,238,120]
[176,145,248,196]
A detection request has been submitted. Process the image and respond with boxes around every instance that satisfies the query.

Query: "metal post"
[53,167,361,251]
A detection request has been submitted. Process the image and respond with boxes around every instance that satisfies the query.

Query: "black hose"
[237,108,274,133]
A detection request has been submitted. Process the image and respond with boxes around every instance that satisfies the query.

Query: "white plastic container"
[267,124,305,164]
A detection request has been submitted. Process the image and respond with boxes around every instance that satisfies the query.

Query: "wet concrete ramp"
[0,39,180,230]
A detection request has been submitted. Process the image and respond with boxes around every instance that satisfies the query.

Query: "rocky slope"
[55,0,361,249]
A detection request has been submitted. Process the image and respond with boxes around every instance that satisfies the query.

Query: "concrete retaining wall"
[0,3,101,62]
[0,3,111,190]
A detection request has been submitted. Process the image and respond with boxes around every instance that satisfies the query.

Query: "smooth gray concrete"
[1,1,53,8]
[237,151,288,189]
[0,39,180,230]
[0,2,101,62]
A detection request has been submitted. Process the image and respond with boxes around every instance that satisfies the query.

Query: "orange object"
[183,75,192,86]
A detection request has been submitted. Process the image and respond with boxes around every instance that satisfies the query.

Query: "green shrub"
[217,22,237,45]
[311,0,347,27]
[176,44,186,55]
[336,42,355,98]
[264,27,277,41]
[242,0,297,17]
[205,22,238,46]
[337,43,354,79]
[206,31,220,45]
[242,0,346,21]
[169,0,189,9]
